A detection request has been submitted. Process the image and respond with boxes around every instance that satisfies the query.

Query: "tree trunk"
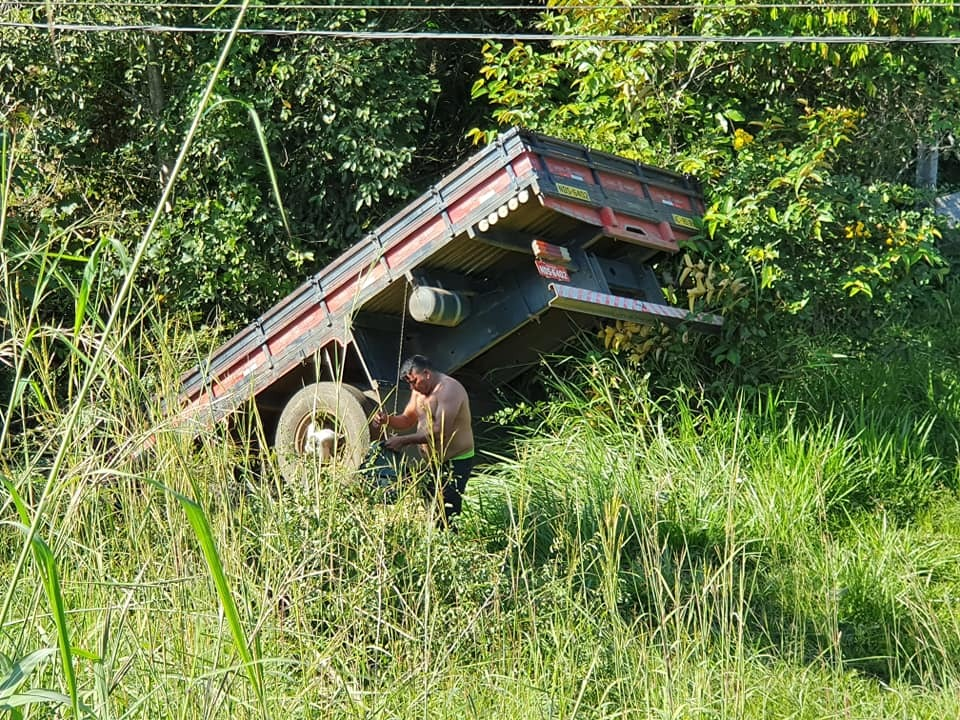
[916,138,939,191]
[145,33,173,198]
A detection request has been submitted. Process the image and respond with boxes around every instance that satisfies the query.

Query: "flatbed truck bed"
[175,128,721,478]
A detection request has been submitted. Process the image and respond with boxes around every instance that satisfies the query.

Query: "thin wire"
[2,20,960,42]
[393,280,407,415]
[4,1,960,9]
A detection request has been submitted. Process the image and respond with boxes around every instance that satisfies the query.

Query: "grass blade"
[0,648,58,698]
[149,479,266,713]
[1,520,81,719]
[74,237,105,338]
[1,688,71,712]
[0,0,254,645]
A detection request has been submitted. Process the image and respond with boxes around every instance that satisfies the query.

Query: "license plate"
[535,259,570,282]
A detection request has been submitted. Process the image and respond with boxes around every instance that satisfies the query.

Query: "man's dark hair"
[400,355,434,378]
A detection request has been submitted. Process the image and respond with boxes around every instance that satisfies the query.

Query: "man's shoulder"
[437,374,467,398]
[444,373,467,390]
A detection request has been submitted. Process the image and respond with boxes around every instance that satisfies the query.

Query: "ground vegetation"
[3,1,960,718]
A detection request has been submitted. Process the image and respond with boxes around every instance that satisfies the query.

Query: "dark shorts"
[367,445,474,526]
[425,455,475,523]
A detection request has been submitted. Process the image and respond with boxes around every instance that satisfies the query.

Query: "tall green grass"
[6,23,960,719]
[471,351,960,686]
[7,234,960,718]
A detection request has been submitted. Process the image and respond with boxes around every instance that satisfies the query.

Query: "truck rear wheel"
[275,382,375,482]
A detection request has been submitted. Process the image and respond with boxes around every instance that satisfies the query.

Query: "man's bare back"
[410,371,473,461]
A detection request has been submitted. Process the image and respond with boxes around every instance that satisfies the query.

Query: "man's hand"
[383,434,406,452]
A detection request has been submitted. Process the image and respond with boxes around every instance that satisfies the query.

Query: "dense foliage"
[472,0,960,385]
[1,2,501,325]
[4,280,960,716]
[5,2,960,717]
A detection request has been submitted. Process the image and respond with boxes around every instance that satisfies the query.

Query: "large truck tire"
[341,383,379,419]
[275,381,375,483]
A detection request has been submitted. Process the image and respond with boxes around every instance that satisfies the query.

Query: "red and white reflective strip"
[548,283,723,332]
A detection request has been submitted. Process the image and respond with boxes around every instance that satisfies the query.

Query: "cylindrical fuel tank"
[408,286,471,327]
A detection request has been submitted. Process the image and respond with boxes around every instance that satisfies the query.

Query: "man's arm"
[375,395,418,433]
[382,385,463,453]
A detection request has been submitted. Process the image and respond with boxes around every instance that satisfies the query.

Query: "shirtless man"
[374,355,475,525]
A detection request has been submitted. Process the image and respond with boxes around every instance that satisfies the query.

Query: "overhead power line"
[2,19,960,43]
[4,1,960,9]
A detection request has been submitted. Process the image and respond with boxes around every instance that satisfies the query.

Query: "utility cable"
[5,2,960,10]
[3,20,960,43]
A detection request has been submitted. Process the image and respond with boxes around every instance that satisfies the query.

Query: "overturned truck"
[176,128,721,480]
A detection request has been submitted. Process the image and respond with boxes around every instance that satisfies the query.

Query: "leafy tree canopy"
[1,1,504,326]
[472,0,960,386]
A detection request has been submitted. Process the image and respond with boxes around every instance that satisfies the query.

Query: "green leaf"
[146,479,265,709]
[0,688,71,711]
[0,514,81,719]
[760,264,777,289]
[0,648,58,699]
